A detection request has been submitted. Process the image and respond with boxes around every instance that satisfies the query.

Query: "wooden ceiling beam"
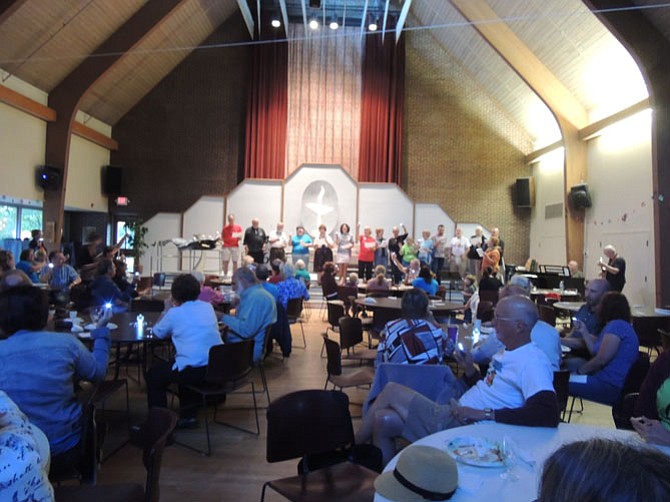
[0,0,27,25]
[0,83,55,121]
[43,0,187,248]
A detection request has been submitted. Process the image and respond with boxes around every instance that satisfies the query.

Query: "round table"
[374,422,668,502]
[553,301,585,312]
[355,296,464,316]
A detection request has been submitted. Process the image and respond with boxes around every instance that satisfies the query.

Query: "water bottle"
[559,280,565,293]
[136,314,145,338]
[472,319,481,342]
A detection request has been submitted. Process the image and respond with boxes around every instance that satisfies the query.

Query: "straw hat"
[374,445,459,501]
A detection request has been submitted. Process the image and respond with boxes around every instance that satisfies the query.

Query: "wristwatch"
[483,408,494,420]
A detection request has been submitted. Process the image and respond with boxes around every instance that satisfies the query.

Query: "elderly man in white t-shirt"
[355,295,559,464]
[448,227,470,278]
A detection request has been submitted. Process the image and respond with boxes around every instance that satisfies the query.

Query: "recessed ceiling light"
[309,19,319,30]
[368,22,378,31]
[329,19,339,30]
[271,19,281,28]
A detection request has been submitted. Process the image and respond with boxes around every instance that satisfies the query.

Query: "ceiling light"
[329,17,339,30]
[309,19,319,30]
[368,21,378,31]
[271,18,281,28]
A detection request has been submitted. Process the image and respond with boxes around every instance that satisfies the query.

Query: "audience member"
[568,292,639,405]
[376,288,445,366]
[390,253,420,284]
[243,218,267,264]
[268,259,284,284]
[367,265,390,292]
[334,223,354,284]
[0,269,33,293]
[294,259,311,287]
[77,231,104,280]
[319,261,339,300]
[255,263,279,301]
[221,267,277,363]
[28,228,47,254]
[358,225,377,281]
[412,265,438,296]
[388,224,408,284]
[277,263,310,309]
[568,260,583,278]
[417,229,434,267]
[113,260,140,300]
[562,279,609,356]
[0,390,54,502]
[449,227,469,278]
[471,285,562,371]
[268,222,289,263]
[221,214,243,277]
[147,274,223,428]
[0,249,15,274]
[356,296,559,464]
[431,224,448,281]
[44,251,81,292]
[89,259,130,312]
[538,438,670,502]
[15,248,41,283]
[0,285,111,474]
[478,267,502,292]
[599,244,626,292]
[634,349,670,421]
[344,272,359,288]
[291,226,312,267]
[190,270,225,306]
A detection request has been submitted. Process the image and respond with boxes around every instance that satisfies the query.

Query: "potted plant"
[124,221,149,273]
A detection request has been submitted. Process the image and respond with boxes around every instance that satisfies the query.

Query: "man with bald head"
[356,295,559,464]
[599,245,626,292]
[562,279,610,352]
[243,218,267,264]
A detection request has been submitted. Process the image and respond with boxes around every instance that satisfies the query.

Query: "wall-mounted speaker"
[102,165,123,196]
[515,177,535,207]
[35,165,62,191]
[569,183,592,209]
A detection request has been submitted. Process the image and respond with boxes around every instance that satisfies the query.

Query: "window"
[20,208,43,240]
[0,205,18,239]
[0,204,43,241]
[116,221,132,250]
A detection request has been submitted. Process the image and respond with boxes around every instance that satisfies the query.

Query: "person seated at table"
[0,249,15,275]
[254,263,279,301]
[0,269,34,292]
[147,274,223,428]
[277,263,310,309]
[0,390,55,502]
[220,266,277,363]
[567,260,583,278]
[390,253,420,284]
[189,270,226,306]
[367,265,390,292]
[478,266,502,292]
[294,259,311,288]
[568,292,639,405]
[319,261,339,300]
[0,285,111,475]
[89,259,130,313]
[537,438,670,502]
[631,375,670,448]
[112,259,141,300]
[634,348,670,421]
[28,229,48,254]
[561,279,609,356]
[267,259,284,284]
[15,248,43,283]
[376,288,445,366]
[471,285,562,371]
[412,265,438,296]
[43,251,81,292]
[356,295,559,464]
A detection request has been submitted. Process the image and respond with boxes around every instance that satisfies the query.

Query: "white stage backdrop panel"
[226,180,283,237]
[415,204,455,241]
[183,196,224,240]
[144,212,182,275]
[358,183,414,238]
[284,164,357,239]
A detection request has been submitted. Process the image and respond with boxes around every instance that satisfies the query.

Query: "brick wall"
[110,12,251,219]
[402,31,533,267]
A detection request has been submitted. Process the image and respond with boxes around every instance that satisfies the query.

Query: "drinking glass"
[499,436,519,481]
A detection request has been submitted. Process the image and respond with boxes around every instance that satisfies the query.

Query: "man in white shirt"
[448,227,470,278]
[431,224,448,281]
[268,222,289,263]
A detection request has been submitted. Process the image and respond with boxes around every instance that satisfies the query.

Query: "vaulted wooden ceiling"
[0,0,667,152]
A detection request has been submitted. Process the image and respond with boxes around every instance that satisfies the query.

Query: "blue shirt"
[412,277,438,296]
[292,234,312,255]
[0,328,111,455]
[277,277,310,309]
[90,275,129,308]
[592,319,639,389]
[152,300,222,371]
[16,260,39,283]
[48,264,79,290]
[261,281,279,301]
[575,304,601,335]
[222,284,277,363]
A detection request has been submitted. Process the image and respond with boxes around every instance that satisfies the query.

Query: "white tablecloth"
[374,422,669,502]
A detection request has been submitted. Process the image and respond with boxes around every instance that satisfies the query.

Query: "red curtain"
[359,32,405,183]
[245,29,288,179]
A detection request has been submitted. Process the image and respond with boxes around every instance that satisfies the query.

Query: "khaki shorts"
[402,394,459,442]
[222,247,240,262]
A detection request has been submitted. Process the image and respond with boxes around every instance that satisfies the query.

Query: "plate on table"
[77,332,91,339]
[84,322,118,331]
[445,437,504,467]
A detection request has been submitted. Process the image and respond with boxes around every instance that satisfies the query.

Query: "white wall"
[182,196,224,239]
[529,149,567,267]
[226,180,283,236]
[583,110,654,307]
[65,134,109,211]
[144,212,182,274]
[358,183,414,239]
[415,204,454,241]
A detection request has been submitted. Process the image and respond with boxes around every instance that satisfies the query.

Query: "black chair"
[476,300,494,323]
[177,340,260,456]
[286,297,306,349]
[633,317,665,356]
[612,392,640,430]
[260,390,379,502]
[369,307,400,348]
[538,304,557,327]
[553,370,570,422]
[54,407,178,502]
[323,335,375,392]
[129,299,164,312]
[91,378,130,460]
[322,300,346,357]
[338,316,377,363]
[479,289,499,306]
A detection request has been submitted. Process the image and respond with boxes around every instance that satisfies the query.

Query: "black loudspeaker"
[35,165,62,191]
[102,165,123,196]
[515,177,535,207]
[569,183,592,209]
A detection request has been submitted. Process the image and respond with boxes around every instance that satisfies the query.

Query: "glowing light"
[309,19,319,30]
[271,19,281,28]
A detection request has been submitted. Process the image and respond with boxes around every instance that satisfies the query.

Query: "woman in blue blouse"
[412,265,438,297]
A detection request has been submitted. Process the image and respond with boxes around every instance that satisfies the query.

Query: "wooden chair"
[322,335,375,392]
[260,390,378,501]
[286,297,307,349]
[176,340,260,456]
[55,407,178,502]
